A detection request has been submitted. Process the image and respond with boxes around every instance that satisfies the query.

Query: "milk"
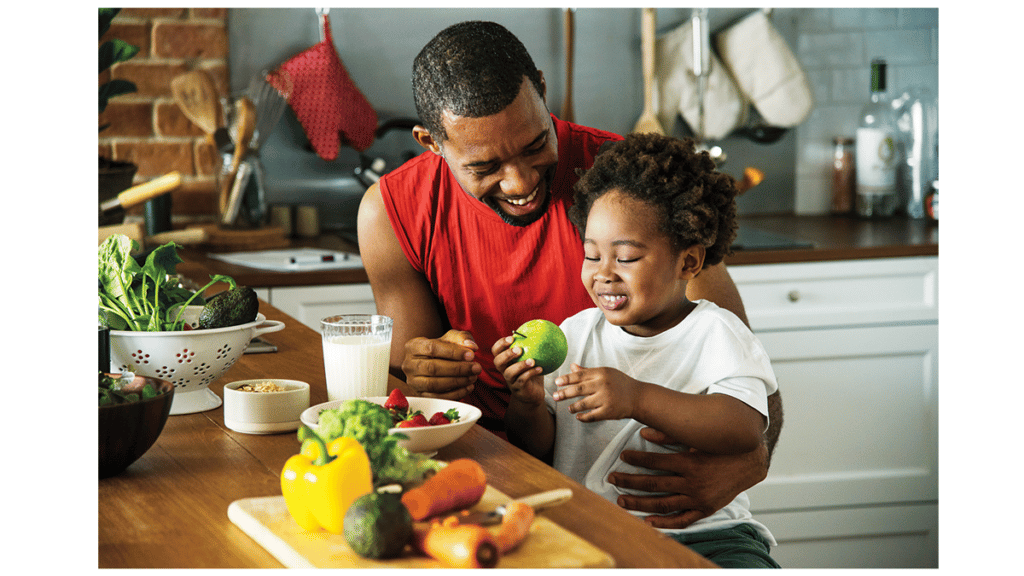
[323,335,390,401]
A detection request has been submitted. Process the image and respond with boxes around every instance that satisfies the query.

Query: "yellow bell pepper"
[280,426,373,534]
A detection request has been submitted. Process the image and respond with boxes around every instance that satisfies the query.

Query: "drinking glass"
[320,315,393,401]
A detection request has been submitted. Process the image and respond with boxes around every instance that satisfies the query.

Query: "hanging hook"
[316,7,330,42]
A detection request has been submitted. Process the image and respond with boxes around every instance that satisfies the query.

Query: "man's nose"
[500,160,538,196]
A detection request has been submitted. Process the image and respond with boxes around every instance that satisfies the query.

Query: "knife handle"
[117,171,182,210]
[514,488,573,511]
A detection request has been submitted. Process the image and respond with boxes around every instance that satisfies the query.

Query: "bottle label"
[855,128,897,195]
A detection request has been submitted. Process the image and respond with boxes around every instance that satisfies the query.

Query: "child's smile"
[581,189,701,337]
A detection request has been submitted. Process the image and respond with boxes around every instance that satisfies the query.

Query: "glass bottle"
[855,59,899,218]
[831,137,855,214]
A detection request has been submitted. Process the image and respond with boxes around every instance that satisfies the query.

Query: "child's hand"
[553,364,640,422]
[492,335,546,406]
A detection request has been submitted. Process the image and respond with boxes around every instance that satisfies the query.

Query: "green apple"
[511,319,568,375]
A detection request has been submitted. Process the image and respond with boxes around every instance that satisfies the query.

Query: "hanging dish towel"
[715,10,813,128]
[267,15,377,160]
[654,19,746,141]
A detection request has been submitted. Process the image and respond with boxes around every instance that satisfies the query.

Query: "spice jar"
[831,137,855,214]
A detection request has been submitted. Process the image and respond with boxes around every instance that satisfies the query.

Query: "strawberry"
[428,411,451,426]
[397,413,429,428]
[428,408,460,426]
[383,388,409,411]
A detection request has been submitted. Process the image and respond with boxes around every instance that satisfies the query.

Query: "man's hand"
[607,427,769,529]
[401,329,483,400]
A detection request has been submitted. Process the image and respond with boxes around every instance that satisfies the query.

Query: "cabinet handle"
[787,289,800,303]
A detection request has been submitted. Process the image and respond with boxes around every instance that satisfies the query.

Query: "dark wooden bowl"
[99,376,175,478]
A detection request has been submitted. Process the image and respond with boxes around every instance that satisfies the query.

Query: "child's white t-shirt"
[544,299,778,543]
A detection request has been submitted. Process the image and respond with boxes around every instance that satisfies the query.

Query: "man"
[358,20,783,530]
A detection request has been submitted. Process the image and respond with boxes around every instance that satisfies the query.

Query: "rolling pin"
[99,171,182,226]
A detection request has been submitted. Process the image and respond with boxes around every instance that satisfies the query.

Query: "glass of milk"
[320,314,393,401]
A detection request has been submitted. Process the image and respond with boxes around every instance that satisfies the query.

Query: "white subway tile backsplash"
[892,65,940,97]
[897,8,939,30]
[831,68,871,104]
[798,32,865,67]
[865,29,934,65]
[862,8,900,30]
[792,7,938,215]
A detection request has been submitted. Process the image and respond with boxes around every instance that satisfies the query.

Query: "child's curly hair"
[569,133,738,268]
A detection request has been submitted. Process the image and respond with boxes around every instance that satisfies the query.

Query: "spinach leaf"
[98,235,238,331]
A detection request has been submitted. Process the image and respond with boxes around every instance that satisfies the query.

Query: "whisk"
[246,72,288,152]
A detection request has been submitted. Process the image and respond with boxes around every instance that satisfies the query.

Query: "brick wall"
[99,7,229,222]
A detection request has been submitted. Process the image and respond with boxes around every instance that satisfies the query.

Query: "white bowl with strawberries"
[299,389,482,454]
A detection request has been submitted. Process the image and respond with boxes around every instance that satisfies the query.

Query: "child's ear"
[678,245,706,279]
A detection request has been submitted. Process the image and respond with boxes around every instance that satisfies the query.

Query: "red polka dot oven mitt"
[267,15,378,160]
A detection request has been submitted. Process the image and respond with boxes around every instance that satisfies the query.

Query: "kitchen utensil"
[632,8,665,135]
[561,8,575,123]
[145,227,209,246]
[227,485,614,568]
[301,396,482,454]
[688,8,728,165]
[108,306,285,415]
[221,159,253,226]
[170,70,231,150]
[691,8,711,141]
[220,96,257,221]
[456,488,573,525]
[248,73,288,152]
[98,171,182,226]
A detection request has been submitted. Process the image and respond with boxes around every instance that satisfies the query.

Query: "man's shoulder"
[556,116,623,148]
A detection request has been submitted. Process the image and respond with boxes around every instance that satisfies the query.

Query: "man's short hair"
[413,21,544,142]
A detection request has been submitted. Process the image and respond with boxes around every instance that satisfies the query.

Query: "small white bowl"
[300,396,481,454]
[223,379,310,434]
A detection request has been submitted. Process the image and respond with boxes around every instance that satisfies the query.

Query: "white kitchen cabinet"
[257,283,377,332]
[730,256,938,568]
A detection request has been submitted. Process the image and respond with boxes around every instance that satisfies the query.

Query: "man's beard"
[482,167,556,227]
[484,191,552,227]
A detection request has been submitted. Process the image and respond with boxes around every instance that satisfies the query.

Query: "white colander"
[109,306,285,415]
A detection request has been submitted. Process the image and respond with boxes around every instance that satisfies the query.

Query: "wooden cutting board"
[227,485,615,568]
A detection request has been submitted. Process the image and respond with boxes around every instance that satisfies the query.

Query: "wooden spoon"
[632,8,666,135]
[171,70,220,136]
[561,8,575,123]
[219,97,257,220]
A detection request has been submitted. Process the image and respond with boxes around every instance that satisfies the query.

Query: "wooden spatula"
[632,8,666,135]
[171,70,220,135]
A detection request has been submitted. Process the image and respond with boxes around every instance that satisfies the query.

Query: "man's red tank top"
[378,116,621,430]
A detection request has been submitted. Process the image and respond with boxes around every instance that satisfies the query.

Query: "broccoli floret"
[315,399,445,486]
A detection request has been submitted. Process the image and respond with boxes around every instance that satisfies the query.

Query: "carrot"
[401,458,487,521]
[493,501,535,554]
[413,522,500,569]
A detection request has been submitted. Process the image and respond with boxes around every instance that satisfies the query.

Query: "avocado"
[344,492,413,559]
[197,286,259,329]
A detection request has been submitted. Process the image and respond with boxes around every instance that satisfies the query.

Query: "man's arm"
[604,262,784,530]
[357,183,481,397]
[688,262,783,459]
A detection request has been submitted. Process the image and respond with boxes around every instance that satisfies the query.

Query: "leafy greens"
[97,234,234,331]
[316,399,445,487]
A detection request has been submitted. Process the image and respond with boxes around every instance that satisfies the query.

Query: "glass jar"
[831,137,855,214]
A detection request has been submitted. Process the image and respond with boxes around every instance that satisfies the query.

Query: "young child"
[493,133,780,568]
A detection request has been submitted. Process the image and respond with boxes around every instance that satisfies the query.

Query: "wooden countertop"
[97,300,716,569]
[178,215,937,288]
[725,214,938,266]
